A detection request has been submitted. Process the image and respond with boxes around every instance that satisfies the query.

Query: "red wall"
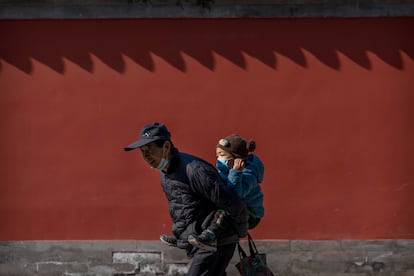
[0,18,413,240]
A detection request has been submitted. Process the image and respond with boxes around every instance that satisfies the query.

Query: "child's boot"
[188,230,217,252]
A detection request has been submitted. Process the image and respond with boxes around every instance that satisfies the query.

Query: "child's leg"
[205,209,228,238]
[188,209,228,251]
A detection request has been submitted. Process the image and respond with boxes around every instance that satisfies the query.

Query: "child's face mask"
[216,157,233,171]
[217,157,231,166]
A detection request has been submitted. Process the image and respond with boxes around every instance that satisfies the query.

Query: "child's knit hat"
[217,134,256,159]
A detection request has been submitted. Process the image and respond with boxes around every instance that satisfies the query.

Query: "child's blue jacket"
[217,154,265,218]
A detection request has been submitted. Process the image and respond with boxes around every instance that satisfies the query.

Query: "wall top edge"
[1,3,414,19]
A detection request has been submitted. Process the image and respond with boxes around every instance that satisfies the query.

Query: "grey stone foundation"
[1,1,414,19]
[1,240,413,275]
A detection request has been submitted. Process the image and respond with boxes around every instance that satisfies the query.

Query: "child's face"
[216,148,233,160]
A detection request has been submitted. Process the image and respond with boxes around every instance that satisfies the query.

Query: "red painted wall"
[0,18,413,240]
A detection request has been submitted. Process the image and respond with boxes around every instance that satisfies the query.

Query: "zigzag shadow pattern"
[0,18,413,74]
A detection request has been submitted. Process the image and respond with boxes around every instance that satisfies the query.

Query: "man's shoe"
[188,230,217,252]
[160,234,178,247]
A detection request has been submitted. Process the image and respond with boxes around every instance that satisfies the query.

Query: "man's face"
[140,141,165,169]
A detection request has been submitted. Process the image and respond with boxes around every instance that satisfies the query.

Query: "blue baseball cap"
[124,122,171,151]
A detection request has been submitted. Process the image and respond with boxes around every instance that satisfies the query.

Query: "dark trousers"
[186,243,236,276]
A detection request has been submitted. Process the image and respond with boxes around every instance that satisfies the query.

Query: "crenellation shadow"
[371,46,404,69]
[214,47,246,69]
[126,49,155,72]
[306,47,341,70]
[403,47,414,61]
[32,52,65,74]
[182,47,215,70]
[0,18,412,75]
[152,48,187,72]
[339,49,372,70]
[94,49,126,73]
[1,54,33,74]
[65,51,94,72]
[243,48,278,69]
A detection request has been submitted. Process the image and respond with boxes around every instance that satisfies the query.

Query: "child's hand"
[233,158,245,170]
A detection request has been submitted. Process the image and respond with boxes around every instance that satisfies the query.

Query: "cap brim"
[124,138,158,151]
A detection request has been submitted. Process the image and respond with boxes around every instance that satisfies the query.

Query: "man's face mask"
[156,143,169,171]
[156,157,168,170]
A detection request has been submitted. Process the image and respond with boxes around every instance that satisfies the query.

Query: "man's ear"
[164,140,171,152]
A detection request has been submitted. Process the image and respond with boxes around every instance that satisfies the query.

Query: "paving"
[1,239,414,275]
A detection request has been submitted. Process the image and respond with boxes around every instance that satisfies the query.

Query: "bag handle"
[238,233,260,260]
[247,233,259,257]
[237,242,248,260]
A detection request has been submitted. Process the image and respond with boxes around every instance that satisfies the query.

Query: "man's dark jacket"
[161,151,249,255]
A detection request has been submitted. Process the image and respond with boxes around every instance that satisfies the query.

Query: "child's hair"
[247,140,256,153]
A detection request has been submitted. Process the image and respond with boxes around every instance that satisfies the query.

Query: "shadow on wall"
[0,18,413,74]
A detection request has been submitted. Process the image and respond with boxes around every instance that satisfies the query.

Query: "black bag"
[236,233,275,276]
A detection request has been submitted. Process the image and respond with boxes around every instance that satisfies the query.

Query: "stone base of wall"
[1,239,413,275]
[1,1,414,19]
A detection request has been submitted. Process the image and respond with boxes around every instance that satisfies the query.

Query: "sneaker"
[188,230,217,252]
[160,234,178,247]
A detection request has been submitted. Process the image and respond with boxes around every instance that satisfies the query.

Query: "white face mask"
[155,144,169,171]
[156,157,169,171]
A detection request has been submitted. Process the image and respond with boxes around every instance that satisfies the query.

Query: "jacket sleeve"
[227,169,258,200]
[187,161,249,238]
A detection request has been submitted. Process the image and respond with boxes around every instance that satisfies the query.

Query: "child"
[188,134,265,251]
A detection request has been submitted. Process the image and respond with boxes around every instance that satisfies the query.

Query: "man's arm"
[188,161,249,237]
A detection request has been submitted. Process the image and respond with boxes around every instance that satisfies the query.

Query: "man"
[124,122,249,275]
